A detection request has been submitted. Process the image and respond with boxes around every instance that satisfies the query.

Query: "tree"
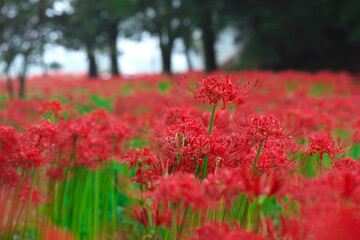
[136,0,185,74]
[178,0,228,72]
[97,0,135,76]
[0,0,54,98]
[51,0,135,78]
[225,0,360,72]
[51,0,106,78]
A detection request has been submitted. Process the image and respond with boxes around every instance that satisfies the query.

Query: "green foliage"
[46,161,126,239]
[158,81,172,93]
[0,95,8,103]
[90,95,113,110]
[230,0,360,71]
[121,84,133,94]
[350,144,360,160]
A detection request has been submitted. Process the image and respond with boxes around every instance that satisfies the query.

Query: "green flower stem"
[68,167,80,229]
[101,168,110,238]
[58,136,78,224]
[22,168,37,240]
[234,195,246,220]
[5,170,26,239]
[253,197,261,232]
[208,105,216,137]
[74,169,86,234]
[202,105,216,180]
[252,138,265,179]
[177,207,190,239]
[93,170,100,238]
[240,199,249,229]
[110,163,118,233]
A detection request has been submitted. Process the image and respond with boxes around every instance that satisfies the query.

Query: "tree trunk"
[6,76,14,99]
[160,43,172,74]
[87,46,98,78]
[18,74,26,99]
[201,11,217,72]
[108,22,119,76]
[184,41,193,71]
[18,56,28,99]
[4,64,14,98]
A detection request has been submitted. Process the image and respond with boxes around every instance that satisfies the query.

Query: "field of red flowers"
[1,71,360,240]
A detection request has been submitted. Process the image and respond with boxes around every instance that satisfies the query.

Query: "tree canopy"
[1,0,360,97]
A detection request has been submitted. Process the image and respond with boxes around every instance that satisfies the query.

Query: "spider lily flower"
[124,202,150,228]
[192,222,266,240]
[180,75,260,109]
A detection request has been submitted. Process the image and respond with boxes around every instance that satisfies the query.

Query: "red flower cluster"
[181,75,259,109]
[308,135,343,161]
[41,99,63,119]
[0,70,359,239]
[148,168,288,214]
[247,115,283,139]
[192,222,265,240]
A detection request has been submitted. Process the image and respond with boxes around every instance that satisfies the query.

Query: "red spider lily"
[203,169,245,205]
[268,171,360,240]
[16,119,59,168]
[0,125,20,167]
[109,120,130,143]
[23,119,58,148]
[41,99,63,119]
[279,214,302,240]
[41,222,76,240]
[265,215,302,240]
[150,168,288,212]
[353,129,360,144]
[153,115,236,176]
[289,170,360,206]
[239,168,288,201]
[132,165,163,191]
[253,138,303,174]
[180,75,259,109]
[333,157,360,171]
[247,115,283,139]
[122,148,163,190]
[18,183,46,205]
[232,114,302,174]
[237,114,301,146]
[124,202,150,228]
[307,136,343,161]
[162,105,198,126]
[0,125,18,149]
[0,71,359,239]
[203,168,288,204]
[201,109,232,133]
[306,205,360,240]
[19,145,47,168]
[46,166,65,181]
[0,166,19,189]
[278,203,360,240]
[192,222,265,240]
[0,190,6,223]
[150,202,172,227]
[57,110,131,168]
[244,114,302,141]
[2,99,42,128]
[122,147,156,171]
[154,117,208,174]
[151,173,207,210]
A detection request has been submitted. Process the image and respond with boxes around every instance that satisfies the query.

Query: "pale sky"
[24,28,239,76]
[2,0,240,77]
